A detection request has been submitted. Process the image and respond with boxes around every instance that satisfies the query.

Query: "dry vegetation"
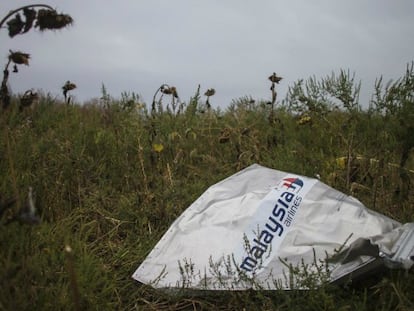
[0,69,413,310]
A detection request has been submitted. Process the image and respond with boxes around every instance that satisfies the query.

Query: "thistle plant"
[0,4,73,109]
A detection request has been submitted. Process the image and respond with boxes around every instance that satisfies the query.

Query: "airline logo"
[281,177,303,192]
[238,175,317,273]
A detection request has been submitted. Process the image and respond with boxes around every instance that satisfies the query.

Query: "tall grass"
[0,87,412,310]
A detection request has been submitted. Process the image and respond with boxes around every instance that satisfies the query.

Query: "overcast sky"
[2,1,414,108]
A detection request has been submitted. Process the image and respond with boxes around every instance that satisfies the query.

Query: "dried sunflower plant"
[0,4,73,109]
[204,88,215,110]
[267,72,282,123]
[62,80,77,104]
[151,83,180,115]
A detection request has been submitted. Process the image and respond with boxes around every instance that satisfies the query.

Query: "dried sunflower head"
[170,86,178,98]
[5,7,72,37]
[204,88,215,97]
[35,9,73,31]
[62,81,77,92]
[9,51,30,65]
[218,128,232,143]
[6,13,25,37]
[268,72,282,84]
[62,81,76,99]
[160,85,172,95]
[22,8,37,33]
[161,85,179,98]
[20,90,39,109]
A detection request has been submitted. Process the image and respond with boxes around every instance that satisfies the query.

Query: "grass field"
[0,74,413,310]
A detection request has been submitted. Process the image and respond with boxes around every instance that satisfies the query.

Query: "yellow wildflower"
[152,143,164,153]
